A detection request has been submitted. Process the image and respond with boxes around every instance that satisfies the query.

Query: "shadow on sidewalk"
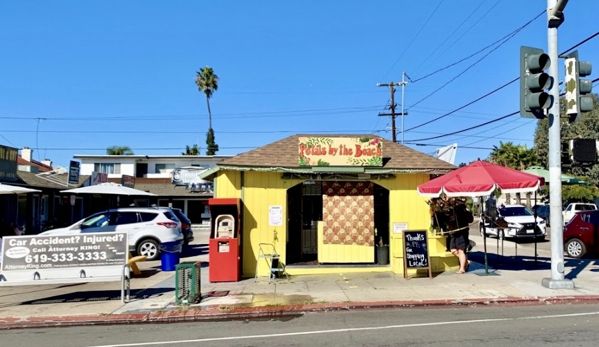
[15,287,173,306]
[468,250,551,271]
[181,243,208,258]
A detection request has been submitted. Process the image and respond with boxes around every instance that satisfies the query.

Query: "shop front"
[202,135,458,279]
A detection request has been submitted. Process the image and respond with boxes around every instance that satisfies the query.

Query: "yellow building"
[202,135,458,279]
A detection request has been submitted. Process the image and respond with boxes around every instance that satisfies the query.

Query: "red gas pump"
[208,198,241,282]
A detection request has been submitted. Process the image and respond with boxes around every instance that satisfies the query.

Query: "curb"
[2,295,599,330]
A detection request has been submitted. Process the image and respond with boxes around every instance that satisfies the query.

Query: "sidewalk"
[2,231,599,330]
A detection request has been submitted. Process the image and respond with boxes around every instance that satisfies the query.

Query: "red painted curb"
[2,295,599,330]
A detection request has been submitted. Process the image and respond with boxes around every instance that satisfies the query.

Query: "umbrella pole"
[482,197,489,275]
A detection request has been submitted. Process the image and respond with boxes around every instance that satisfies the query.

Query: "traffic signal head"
[565,50,593,122]
[520,46,552,119]
[570,138,598,163]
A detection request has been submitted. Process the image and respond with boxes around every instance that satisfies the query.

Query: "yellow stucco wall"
[213,170,457,279]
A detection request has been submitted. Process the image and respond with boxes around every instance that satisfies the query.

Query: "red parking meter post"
[208,198,242,282]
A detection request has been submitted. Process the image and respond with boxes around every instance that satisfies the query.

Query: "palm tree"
[195,66,219,155]
[182,144,200,155]
[106,146,134,155]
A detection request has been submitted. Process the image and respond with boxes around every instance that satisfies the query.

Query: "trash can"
[377,245,389,265]
[160,241,182,271]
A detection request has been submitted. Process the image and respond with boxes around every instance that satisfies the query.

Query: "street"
[3,304,599,346]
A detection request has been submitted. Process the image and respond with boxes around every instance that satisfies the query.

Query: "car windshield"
[500,206,533,217]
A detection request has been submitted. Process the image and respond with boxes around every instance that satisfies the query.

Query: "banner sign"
[68,160,80,184]
[0,145,18,182]
[172,167,209,186]
[298,137,383,167]
[0,233,128,285]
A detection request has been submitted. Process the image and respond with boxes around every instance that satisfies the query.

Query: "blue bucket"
[160,241,182,271]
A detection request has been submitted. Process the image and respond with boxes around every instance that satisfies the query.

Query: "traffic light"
[564,50,593,122]
[570,139,598,163]
[520,46,552,119]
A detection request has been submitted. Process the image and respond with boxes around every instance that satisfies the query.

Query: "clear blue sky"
[1,1,598,168]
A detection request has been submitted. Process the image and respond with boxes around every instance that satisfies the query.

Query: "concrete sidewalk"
[2,231,599,330]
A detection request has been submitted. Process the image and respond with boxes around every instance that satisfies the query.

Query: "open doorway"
[286,181,322,265]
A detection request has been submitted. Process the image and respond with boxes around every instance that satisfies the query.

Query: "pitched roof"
[133,183,213,197]
[218,134,456,172]
[18,171,90,189]
[17,155,54,173]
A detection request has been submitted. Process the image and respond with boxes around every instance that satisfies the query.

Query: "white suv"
[41,207,183,261]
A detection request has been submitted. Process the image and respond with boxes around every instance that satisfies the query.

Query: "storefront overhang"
[200,164,453,182]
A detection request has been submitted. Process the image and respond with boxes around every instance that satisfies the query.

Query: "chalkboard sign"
[402,230,432,278]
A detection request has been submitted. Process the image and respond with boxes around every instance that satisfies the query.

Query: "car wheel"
[565,238,586,259]
[137,239,160,261]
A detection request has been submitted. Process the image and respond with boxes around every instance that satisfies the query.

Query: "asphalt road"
[3,304,599,347]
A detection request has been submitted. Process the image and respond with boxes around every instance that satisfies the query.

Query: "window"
[155,163,175,174]
[94,163,121,174]
[140,212,158,222]
[115,212,138,225]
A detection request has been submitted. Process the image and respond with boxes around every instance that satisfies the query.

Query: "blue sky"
[1,1,598,168]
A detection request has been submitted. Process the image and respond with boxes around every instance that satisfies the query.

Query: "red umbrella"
[417,160,545,276]
[417,160,545,198]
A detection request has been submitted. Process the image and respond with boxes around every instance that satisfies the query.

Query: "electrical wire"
[405,77,518,132]
[407,27,525,109]
[411,9,544,83]
[379,0,445,81]
[407,111,518,142]
[411,0,490,76]
[414,0,503,77]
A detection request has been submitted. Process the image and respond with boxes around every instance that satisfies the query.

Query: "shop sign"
[298,137,383,167]
[172,167,209,186]
[0,233,127,285]
[0,145,18,182]
[68,160,80,184]
[121,175,135,188]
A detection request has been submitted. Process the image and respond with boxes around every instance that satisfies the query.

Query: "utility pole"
[543,0,574,289]
[377,73,408,144]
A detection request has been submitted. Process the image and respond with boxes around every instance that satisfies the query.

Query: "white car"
[41,207,183,261]
[479,204,547,241]
[562,202,598,225]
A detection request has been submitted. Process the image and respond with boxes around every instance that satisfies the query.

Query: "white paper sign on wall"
[269,205,283,227]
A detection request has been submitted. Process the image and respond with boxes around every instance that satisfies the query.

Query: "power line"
[379,0,445,81]
[413,0,503,77]
[1,129,382,135]
[407,25,527,109]
[0,105,382,121]
[405,77,518,132]
[407,111,518,142]
[411,0,490,76]
[404,29,599,133]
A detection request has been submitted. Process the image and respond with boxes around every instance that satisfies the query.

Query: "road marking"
[87,311,599,347]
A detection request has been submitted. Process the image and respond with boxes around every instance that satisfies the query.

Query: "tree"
[182,144,200,155]
[206,128,219,155]
[488,141,538,170]
[106,146,134,155]
[195,66,219,155]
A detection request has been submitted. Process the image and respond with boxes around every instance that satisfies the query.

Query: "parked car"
[532,204,550,226]
[153,206,194,245]
[41,207,183,261]
[562,202,598,225]
[479,204,547,241]
[564,210,599,258]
